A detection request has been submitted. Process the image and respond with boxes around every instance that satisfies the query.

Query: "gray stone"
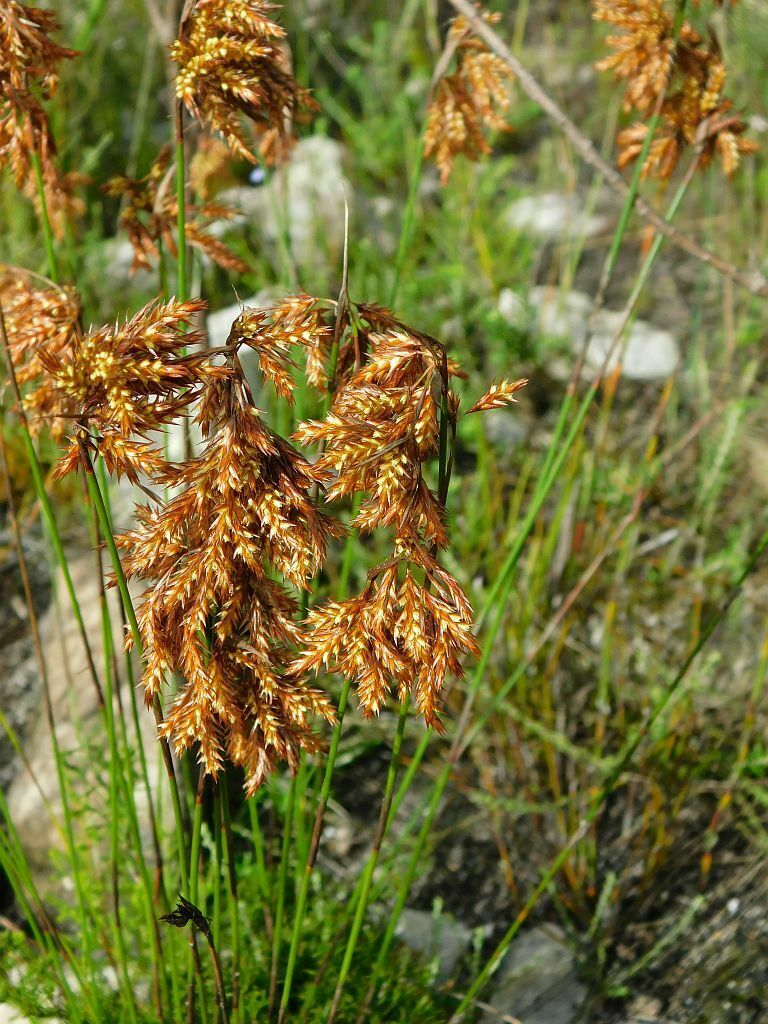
[218,136,347,270]
[505,193,607,242]
[480,925,585,1024]
[529,287,680,381]
[587,312,679,380]
[396,908,475,983]
[5,552,159,898]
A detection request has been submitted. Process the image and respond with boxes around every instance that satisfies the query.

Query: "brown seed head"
[594,0,756,179]
[171,0,317,164]
[119,369,339,793]
[424,9,515,184]
[104,147,248,275]
[0,2,83,233]
[1,269,80,439]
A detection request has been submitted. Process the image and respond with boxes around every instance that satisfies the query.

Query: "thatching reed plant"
[2,0,768,1022]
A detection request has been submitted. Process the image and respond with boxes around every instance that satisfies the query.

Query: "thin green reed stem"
[81,456,189,895]
[389,145,424,307]
[247,797,271,900]
[96,460,168,903]
[269,772,298,1018]
[89,504,142,1024]
[213,789,223,952]
[30,152,58,283]
[176,104,187,302]
[187,767,210,1024]
[326,700,409,1024]
[449,531,768,1022]
[277,680,354,1022]
[221,780,242,1024]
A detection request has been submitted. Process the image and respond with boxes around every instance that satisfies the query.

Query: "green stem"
[221,780,242,1024]
[81,453,190,895]
[326,701,409,1024]
[448,530,768,1022]
[176,104,187,301]
[30,151,58,283]
[270,772,298,1019]
[277,678,353,1022]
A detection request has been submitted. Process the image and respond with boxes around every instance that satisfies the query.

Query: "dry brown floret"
[105,147,248,275]
[593,0,757,179]
[171,0,317,164]
[119,356,340,793]
[0,2,83,233]
[1,269,80,439]
[38,297,227,481]
[424,9,515,184]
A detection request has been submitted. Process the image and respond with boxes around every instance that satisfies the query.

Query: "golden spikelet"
[424,9,515,184]
[119,346,340,794]
[39,297,227,481]
[467,377,528,415]
[292,304,479,729]
[0,2,84,233]
[594,0,757,179]
[171,0,317,164]
[104,147,249,275]
[1,268,80,439]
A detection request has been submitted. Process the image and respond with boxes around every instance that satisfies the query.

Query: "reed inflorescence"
[171,0,317,164]
[0,1,83,233]
[594,0,757,178]
[424,9,515,183]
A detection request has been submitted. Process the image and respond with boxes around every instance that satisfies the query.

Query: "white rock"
[218,137,347,269]
[587,312,679,380]
[530,286,591,348]
[505,193,607,242]
[529,287,680,381]
[497,287,528,329]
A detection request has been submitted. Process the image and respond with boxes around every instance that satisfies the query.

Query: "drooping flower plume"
[594,0,757,178]
[171,0,317,164]
[424,9,515,184]
[0,1,83,232]
[118,330,340,793]
[293,305,481,729]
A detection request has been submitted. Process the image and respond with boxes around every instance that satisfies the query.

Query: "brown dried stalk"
[424,8,515,183]
[105,147,248,275]
[171,0,317,164]
[0,1,84,233]
[594,0,757,179]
